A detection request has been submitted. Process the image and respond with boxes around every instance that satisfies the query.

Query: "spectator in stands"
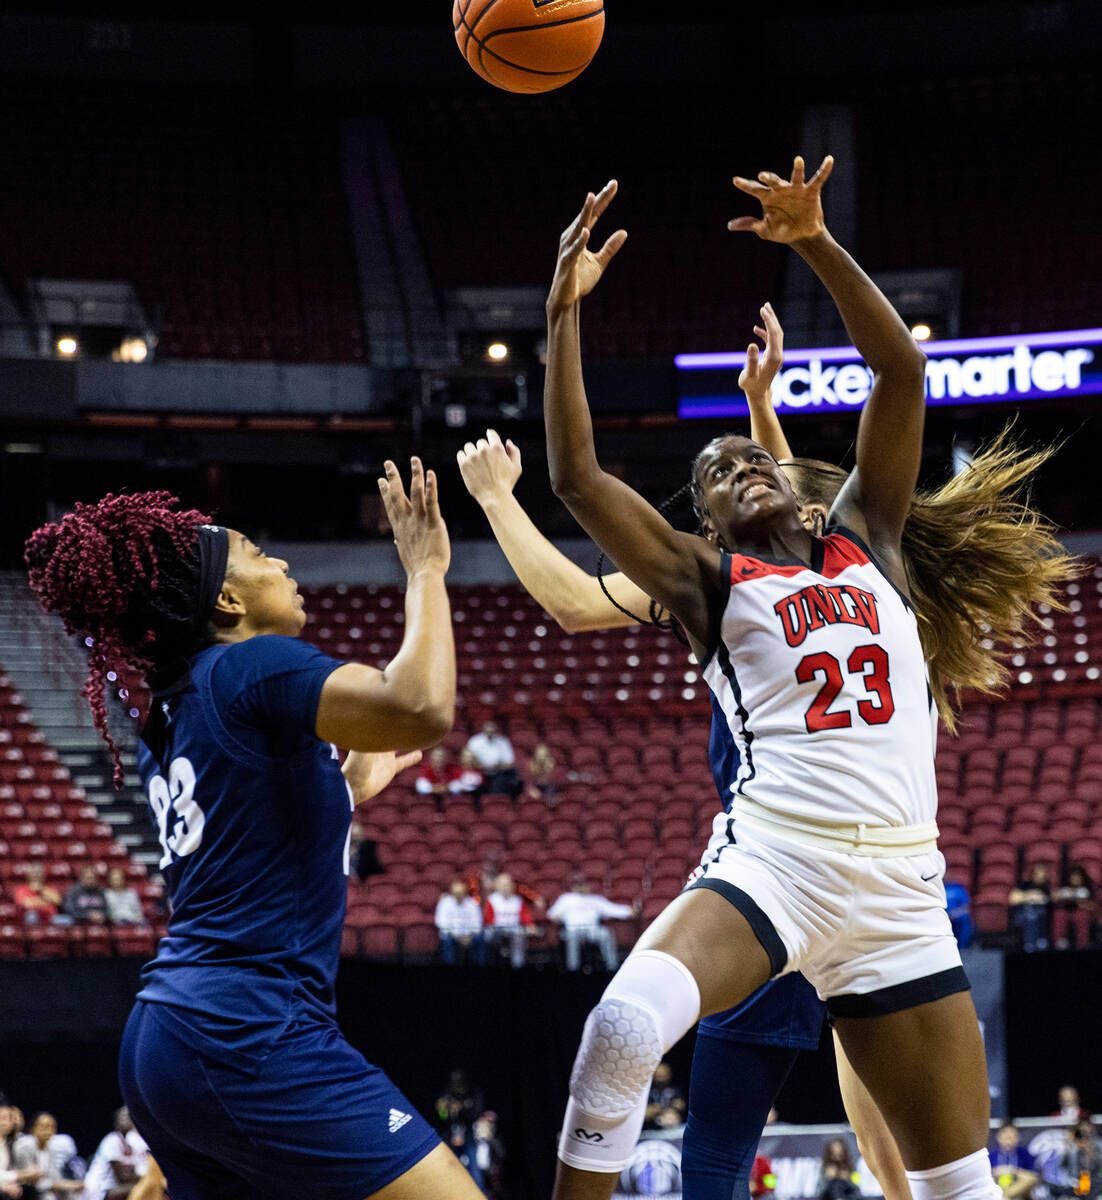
[525,743,559,807]
[483,873,534,968]
[81,1107,148,1200]
[62,866,108,926]
[471,1112,506,1200]
[645,1062,687,1130]
[465,721,522,800]
[12,866,61,927]
[0,1105,25,1198]
[1009,863,1053,952]
[751,1151,777,1199]
[435,1071,484,1187]
[452,749,485,807]
[547,875,636,972]
[415,747,462,812]
[1058,1121,1102,1199]
[434,879,485,965]
[1052,865,1096,951]
[946,875,974,949]
[1054,1086,1091,1122]
[990,1121,1039,1199]
[103,868,144,927]
[13,1112,83,1198]
[818,1138,861,1200]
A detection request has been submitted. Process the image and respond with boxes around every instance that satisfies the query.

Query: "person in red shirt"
[483,874,536,968]
[414,747,463,813]
[12,863,61,925]
[750,1153,777,1198]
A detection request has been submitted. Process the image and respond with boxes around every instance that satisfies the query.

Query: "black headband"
[192,524,229,637]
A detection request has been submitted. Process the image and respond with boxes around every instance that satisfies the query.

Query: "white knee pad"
[906,1149,1003,1200]
[558,950,700,1173]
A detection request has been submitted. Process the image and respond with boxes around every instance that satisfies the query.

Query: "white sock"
[906,1149,1003,1200]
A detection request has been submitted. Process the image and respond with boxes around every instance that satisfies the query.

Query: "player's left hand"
[729,155,833,245]
[739,302,785,403]
[547,180,628,315]
[342,748,422,806]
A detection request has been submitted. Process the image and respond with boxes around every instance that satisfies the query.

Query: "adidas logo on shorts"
[388,1108,413,1134]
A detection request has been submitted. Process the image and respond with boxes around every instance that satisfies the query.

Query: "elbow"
[409,702,454,750]
[549,458,600,505]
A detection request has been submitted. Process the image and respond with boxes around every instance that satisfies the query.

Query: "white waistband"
[732,796,940,857]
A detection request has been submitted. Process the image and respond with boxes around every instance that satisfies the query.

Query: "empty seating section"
[0,673,162,959]
[856,70,1102,336]
[325,561,1102,954]
[0,92,364,363]
[387,93,797,358]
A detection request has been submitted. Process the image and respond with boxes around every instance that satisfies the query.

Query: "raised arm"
[457,429,652,632]
[742,302,793,461]
[544,183,721,654]
[316,458,455,752]
[730,157,927,569]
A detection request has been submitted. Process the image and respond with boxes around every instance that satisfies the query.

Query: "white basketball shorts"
[689,820,968,1017]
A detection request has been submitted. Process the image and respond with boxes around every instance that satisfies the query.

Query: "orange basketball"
[453,0,605,94]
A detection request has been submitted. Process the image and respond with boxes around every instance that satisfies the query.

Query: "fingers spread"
[791,155,806,186]
[487,428,502,447]
[753,325,768,341]
[595,229,628,267]
[408,457,425,511]
[758,171,786,188]
[746,343,760,363]
[590,179,618,224]
[728,216,765,235]
[425,468,441,518]
[732,176,769,197]
[506,439,522,467]
[395,750,423,773]
[810,154,835,188]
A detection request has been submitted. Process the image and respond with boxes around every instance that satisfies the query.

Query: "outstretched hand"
[739,302,785,402]
[378,457,450,578]
[342,749,423,807]
[729,155,833,245]
[547,180,628,316]
[457,429,522,505]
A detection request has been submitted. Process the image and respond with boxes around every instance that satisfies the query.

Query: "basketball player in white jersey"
[541,159,1004,1200]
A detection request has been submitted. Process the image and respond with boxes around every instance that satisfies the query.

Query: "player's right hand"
[547,180,628,315]
[457,429,522,504]
[738,302,785,404]
[378,457,450,578]
[729,155,833,245]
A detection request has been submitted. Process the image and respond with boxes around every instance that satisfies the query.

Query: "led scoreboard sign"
[676,328,1102,419]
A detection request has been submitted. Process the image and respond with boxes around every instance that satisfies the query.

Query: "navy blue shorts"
[698,972,825,1049]
[119,1001,439,1200]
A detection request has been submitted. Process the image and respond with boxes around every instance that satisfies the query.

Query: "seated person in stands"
[81,1106,149,1200]
[465,722,522,800]
[644,1062,687,1130]
[483,874,534,968]
[13,1112,84,1198]
[1009,863,1052,952]
[525,743,559,807]
[62,865,109,926]
[415,747,463,812]
[547,874,635,972]
[990,1121,1038,1199]
[12,863,62,926]
[0,1104,29,1199]
[434,879,485,966]
[818,1138,861,1200]
[1052,864,1095,950]
[104,867,145,926]
[945,875,973,948]
[452,749,485,806]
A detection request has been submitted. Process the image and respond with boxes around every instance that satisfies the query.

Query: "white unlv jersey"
[701,527,938,832]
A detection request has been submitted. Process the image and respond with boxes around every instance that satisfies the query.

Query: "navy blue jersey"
[136,636,348,1067]
[708,691,737,811]
[701,693,824,1047]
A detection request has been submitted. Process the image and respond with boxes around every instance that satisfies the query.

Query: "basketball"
[453,0,605,94]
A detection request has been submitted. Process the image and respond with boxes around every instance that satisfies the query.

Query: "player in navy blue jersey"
[26,460,487,1200]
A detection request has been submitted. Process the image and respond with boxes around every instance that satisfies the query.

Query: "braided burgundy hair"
[24,491,212,786]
